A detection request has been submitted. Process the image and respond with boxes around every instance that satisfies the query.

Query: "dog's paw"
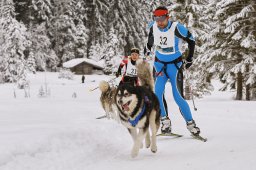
[106,112,111,119]
[140,142,143,149]
[145,139,151,148]
[131,149,139,158]
[131,145,140,158]
[151,145,157,153]
[146,141,150,148]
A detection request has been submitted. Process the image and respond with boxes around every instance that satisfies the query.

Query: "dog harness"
[128,96,149,127]
[155,56,183,79]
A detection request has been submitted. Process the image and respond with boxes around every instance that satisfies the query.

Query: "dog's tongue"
[122,103,130,111]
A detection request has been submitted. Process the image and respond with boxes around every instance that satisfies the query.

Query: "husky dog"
[98,60,154,120]
[99,60,160,157]
[115,60,160,158]
[99,80,118,120]
[115,84,160,158]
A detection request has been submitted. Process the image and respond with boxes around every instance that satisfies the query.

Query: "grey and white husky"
[99,60,160,158]
[115,84,160,158]
[99,80,118,120]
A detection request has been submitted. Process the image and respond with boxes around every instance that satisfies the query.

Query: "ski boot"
[186,120,200,136]
[161,116,172,134]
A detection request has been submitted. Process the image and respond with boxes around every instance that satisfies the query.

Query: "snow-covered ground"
[0,72,256,170]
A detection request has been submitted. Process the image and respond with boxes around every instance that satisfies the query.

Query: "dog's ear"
[126,84,137,94]
[116,84,124,93]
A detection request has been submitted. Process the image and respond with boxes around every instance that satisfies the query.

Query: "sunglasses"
[154,15,168,22]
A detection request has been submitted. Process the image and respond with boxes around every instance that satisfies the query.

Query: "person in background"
[82,75,85,83]
[116,48,140,86]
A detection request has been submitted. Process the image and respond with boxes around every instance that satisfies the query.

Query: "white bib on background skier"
[125,59,137,77]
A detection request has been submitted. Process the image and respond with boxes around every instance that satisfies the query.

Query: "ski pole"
[190,86,198,111]
[184,69,198,111]
[96,115,107,119]
[89,86,99,92]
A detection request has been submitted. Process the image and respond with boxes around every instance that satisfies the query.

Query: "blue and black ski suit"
[144,20,195,122]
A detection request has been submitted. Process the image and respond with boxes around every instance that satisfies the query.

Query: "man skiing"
[116,48,140,86]
[144,6,201,136]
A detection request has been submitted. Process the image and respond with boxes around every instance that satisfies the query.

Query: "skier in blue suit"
[144,6,201,136]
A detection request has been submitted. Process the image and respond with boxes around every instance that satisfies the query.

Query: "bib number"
[130,68,137,76]
[127,68,137,77]
[160,36,167,45]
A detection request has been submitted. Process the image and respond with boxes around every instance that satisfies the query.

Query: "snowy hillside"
[0,72,256,170]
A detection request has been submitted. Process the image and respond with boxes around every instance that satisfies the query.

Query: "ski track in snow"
[0,73,256,170]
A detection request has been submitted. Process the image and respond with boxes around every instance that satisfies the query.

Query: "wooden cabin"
[63,58,104,75]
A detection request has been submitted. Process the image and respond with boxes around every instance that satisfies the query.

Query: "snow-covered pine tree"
[75,20,88,58]
[206,0,256,100]
[85,0,109,57]
[182,0,215,97]
[26,51,36,73]
[13,0,31,25]
[64,0,88,61]
[29,23,58,71]
[184,0,209,42]
[189,0,222,97]
[89,42,104,62]
[30,0,54,24]
[167,0,187,23]
[30,0,89,64]
[46,50,59,71]
[105,0,149,55]
[50,0,77,63]
[103,27,121,74]
[0,0,30,83]
[72,0,86,23]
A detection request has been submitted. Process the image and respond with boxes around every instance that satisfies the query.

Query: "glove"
[144,47,151,57]
[143,51,151,61]
[145,51,151,57]
[115,72,119,78]
[143,56,153,61]
[185,58,193,69]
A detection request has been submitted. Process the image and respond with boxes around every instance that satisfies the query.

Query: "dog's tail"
[99,80,110,92]
[136,59,154,92]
